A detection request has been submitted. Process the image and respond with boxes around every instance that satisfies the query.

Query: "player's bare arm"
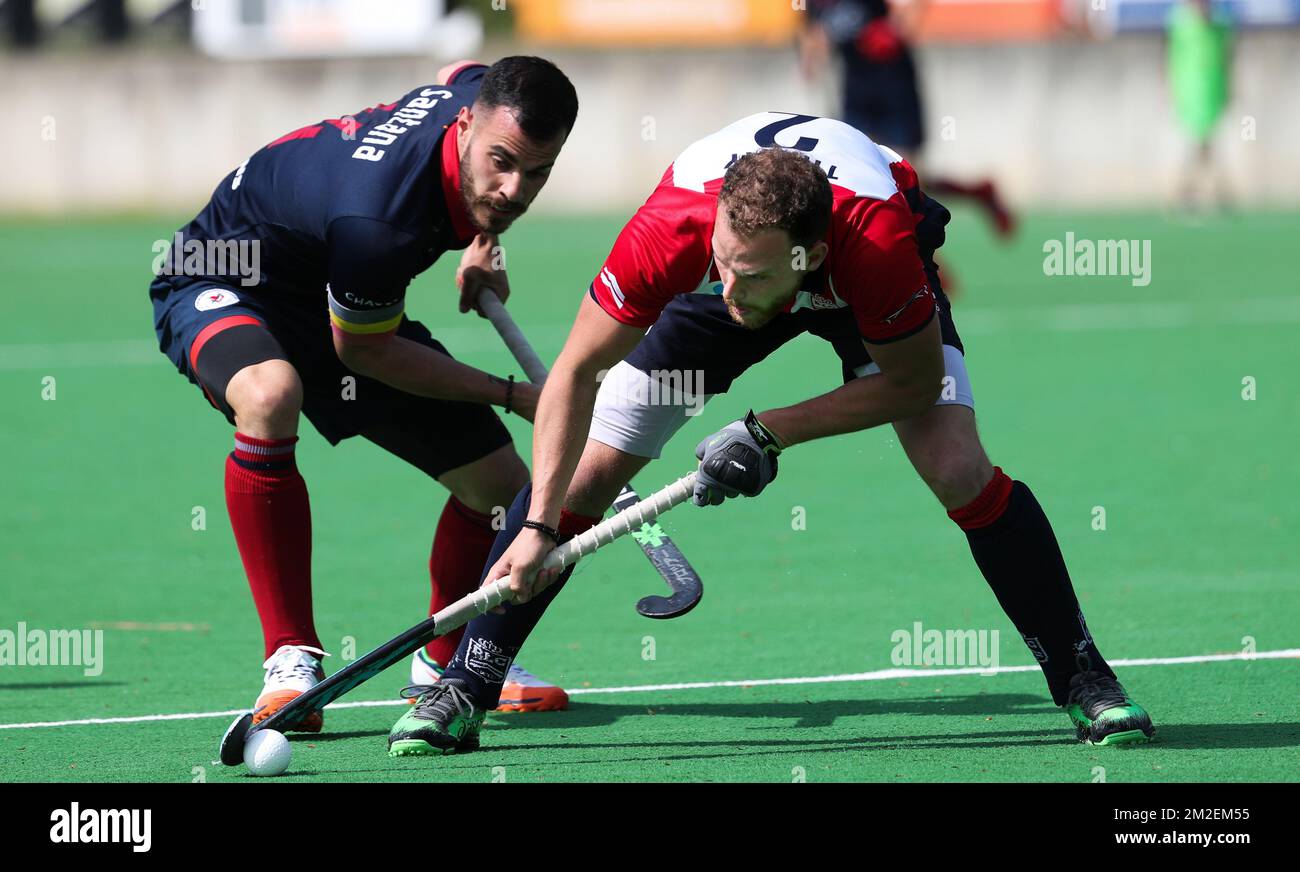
[486,294,645,602]
[758,315,944,447]
[331,328,540,421]
[691,314,944,506]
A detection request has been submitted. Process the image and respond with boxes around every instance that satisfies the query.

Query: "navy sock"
[440,483,589,707]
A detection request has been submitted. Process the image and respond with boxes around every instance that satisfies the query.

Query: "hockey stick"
[477,289,705,619]
[218,472,697,765]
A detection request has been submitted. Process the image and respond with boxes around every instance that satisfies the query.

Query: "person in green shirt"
[1167,0,1234,211]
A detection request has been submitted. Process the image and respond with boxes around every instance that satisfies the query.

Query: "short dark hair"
[718,148,832,248]
[475,56,579,142]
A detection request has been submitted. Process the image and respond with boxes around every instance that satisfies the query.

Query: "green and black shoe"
[1065,670,1155,747]
[388,679,485,757]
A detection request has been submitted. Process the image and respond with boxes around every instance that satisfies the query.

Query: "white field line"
[1,647,1296,732]
[4,297,1299,371]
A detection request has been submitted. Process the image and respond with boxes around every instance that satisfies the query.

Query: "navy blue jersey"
[156,63,487,338]
[808,0,915,72]
[807,1,922,149]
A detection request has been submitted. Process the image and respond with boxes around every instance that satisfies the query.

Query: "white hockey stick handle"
[477,289,550,385]
[435,472,698,627]
[431,576,513,629]
[476,286,698,571]
[541,472,697,569]
[470,290,699,610]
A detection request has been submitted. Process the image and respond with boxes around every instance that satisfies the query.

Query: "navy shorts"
[150,276,512,479]
[626,260,962,396]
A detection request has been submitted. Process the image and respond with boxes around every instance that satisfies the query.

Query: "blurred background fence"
[2,0,1298,212]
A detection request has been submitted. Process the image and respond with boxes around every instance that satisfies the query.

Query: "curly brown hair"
[718,148,832,248]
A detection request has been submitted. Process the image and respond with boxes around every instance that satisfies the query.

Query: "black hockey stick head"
[631,528,703,619]
[636,580,703,619]
[615,485,704,619]
[218,711,253,766]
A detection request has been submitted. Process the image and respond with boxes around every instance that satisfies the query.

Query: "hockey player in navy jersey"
[150,57,578,727]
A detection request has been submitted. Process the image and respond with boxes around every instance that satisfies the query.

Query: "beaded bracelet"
[521,520,560,545]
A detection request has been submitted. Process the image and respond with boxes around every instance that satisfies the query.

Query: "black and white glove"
[693,411,783,507]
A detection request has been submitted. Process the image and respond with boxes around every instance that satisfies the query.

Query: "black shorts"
[150,276,512,479]
[625,260,963,395]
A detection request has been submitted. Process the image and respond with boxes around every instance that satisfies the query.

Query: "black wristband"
[743,409,783,456]
[521,520,561,545]
[504,374,515,415]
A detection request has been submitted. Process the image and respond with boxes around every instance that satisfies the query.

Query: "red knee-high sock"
[224,433,320,659]
[424,497,499,667]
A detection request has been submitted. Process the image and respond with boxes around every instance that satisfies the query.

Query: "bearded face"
[711,210,828,331]
[459,139,528,234]
[455,106,566,236]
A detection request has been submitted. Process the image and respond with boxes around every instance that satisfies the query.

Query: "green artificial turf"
[1,208,1296,782]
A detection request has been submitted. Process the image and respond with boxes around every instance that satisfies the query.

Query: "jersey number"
[753,114,819,152]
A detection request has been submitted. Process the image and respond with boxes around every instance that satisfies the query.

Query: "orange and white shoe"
[409,651,568,712]
[253,644,327,733]
[496,663,569,713]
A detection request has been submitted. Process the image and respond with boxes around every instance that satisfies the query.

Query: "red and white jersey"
[589,112,936,343]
